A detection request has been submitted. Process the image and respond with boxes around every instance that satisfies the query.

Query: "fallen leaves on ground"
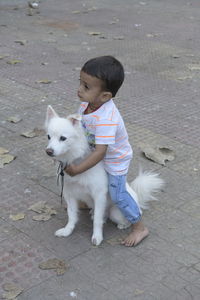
[88,31,101,36]
[39,258,68,275]
[0,148,15,168]
[187,64,200,71]
[170,54,180,59]
[7,116,22,123]
[140,143,175,165]
[146,33,161,38]
[7,60,22,65]
[32,213,54,221]
[177,75,193,81]
[134,289,144,296]
[72,6,97,14]
[36,79,52,84]
[28,201,48,213]
[14,40,27,46]
[28,201,57,221]
[20,127,45,138]
[72,10,81,14]
[2,283,23,300]
[0,147,9,155]
[106,237,123,246]
[9,213,25,221]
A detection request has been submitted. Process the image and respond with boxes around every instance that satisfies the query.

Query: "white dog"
[45,105,164,246]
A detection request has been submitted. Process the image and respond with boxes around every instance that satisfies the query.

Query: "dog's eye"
[47,135,51,140]
[60,136,67,141]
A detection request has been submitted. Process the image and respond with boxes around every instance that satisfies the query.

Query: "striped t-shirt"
[78,99,133,175]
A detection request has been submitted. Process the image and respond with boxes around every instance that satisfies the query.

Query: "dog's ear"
[67,114,82,126]
[46,105,58,123]
[45,105,59,130]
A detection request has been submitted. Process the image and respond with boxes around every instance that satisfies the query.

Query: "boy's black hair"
[81,56,124,97]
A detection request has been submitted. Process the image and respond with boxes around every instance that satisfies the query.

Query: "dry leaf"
[7,116,22,123]
[3,283,23,300]
[72,10,81,14]
[106,237,123,245]
[177,75,193,81]
[27,8,34,16]
[36,79,52,84]
[0,147,9,155]
[20,130,36,138]
[29,201,57,221]
[187,64,200,71]
[28,202,56,214]
[7,60,22,65]
[88,31,101,36]
[87,7,97,12]
[140,143,175,165]
[32,214,51,221]
[0,153,16,168]
[32,206,56,221]
[146,33,161,38]
[45,207,57,216]
[41,62,49,66]
[14,40,27,46]
[170,54,180,59]
[20,127,44,138]
[9,213,25,221]
[39,258,68,275]
[109,18,119,24]
[134,289,144,296]
[28,201,47,213]
[146,33,154,38]
[0,148,15,168]
[56,267,67,276]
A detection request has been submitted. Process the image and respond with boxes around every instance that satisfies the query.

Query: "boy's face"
[78,71,111,106]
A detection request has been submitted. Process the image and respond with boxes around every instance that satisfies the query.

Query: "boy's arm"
[64,144,108,176]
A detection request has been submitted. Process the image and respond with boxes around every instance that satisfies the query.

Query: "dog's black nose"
[46,148,54,157]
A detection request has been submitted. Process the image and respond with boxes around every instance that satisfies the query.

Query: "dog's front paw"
[91,233,103,246]
[55,227,73,237]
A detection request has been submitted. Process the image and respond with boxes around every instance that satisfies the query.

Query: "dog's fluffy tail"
[131,171,164,210]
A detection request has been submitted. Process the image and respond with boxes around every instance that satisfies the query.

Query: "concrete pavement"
[0,0,200,299]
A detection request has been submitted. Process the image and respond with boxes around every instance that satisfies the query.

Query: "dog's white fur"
[45,105,164,246]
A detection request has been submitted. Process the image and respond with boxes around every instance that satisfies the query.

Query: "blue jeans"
[108,173,141,224]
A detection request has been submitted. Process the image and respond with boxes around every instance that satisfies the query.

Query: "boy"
[65,56,149,247]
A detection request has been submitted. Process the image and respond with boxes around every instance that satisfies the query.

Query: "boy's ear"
[101,91,112,103]
[45,105,58,128]
[67,114,82,126]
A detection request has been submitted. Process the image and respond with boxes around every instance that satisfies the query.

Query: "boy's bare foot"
[121,221,149,247]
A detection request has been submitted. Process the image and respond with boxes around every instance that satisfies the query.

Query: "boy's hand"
[64,144,107,177]
[64,164,79,177]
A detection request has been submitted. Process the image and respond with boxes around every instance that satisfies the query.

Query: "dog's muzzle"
[46,148,54,157]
